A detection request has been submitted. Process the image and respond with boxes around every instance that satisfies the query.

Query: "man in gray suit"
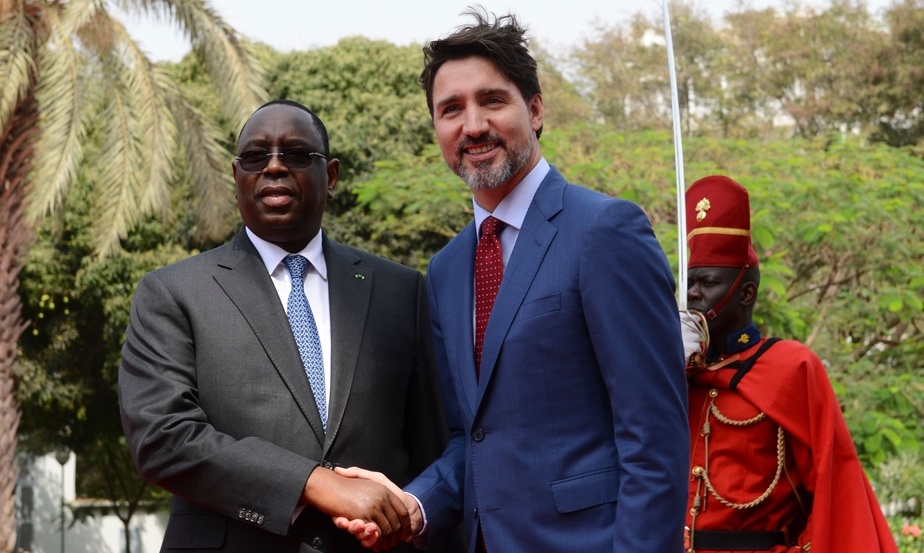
[118,100,458,552]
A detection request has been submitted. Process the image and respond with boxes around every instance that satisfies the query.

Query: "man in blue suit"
[338,7,689,552]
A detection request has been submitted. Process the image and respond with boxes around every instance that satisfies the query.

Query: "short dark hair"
[239,99,330,157]
[420,6,542,137]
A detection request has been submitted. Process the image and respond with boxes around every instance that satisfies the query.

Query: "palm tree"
[0,1,265,547]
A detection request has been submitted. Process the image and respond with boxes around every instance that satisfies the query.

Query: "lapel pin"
[354,273,365,280]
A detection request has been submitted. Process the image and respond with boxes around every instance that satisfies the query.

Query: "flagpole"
[662,0,688,311]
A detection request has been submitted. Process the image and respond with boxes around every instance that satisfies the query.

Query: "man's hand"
[680,309,708,368]
[332,466,423,551]
[334,518,382,550]
[302,466,411,550]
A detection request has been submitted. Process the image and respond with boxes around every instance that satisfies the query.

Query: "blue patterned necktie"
[283,255,327,431]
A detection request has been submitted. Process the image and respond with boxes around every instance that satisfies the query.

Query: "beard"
[454,134,534,191]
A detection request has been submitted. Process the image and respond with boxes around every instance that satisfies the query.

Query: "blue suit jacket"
[406,168,689,552]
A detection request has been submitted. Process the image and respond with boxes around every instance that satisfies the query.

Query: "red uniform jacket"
[686,336,897,552]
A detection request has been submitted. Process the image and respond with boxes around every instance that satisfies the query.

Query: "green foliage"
[883,452,924,551]
[349,145,471,271]
[268,37,433,183]
[880,451,924,515]
[891,517,924,553]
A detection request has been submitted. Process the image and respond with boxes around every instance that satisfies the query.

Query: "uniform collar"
[707,323,761,362]
[725,323,761,354]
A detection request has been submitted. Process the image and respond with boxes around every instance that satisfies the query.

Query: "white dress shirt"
[471,157,550,269]
[245,227,331,408]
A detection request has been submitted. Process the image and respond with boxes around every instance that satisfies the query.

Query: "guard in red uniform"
[679,175,898,553]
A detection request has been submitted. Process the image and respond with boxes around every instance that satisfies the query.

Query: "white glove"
[679,310,708,367]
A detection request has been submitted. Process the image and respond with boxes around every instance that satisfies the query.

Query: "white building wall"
[16,453,166,553]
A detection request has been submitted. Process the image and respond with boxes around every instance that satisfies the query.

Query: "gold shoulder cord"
[688,389,786,553]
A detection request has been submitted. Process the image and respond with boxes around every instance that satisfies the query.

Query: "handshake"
[312,465,423,551]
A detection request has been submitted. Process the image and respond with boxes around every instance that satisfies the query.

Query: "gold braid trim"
[709,401,767,426]
[701,396,786,510]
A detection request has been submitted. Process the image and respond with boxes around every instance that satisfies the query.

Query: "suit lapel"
[442,225,480,414]
[212,230,326,443]
[477,171,565,399]
[323,237,371,450]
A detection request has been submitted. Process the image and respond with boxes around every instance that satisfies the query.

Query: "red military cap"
[686,175,759,269]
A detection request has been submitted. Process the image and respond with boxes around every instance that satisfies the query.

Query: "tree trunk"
[0,94,39,553]
[123,517,132,553]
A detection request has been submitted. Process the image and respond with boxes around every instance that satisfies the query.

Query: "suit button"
[311,536,324,549]
[322,460,333,469]
[471,428,484,441]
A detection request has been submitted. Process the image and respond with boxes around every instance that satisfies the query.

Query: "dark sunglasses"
[235,148,327,173]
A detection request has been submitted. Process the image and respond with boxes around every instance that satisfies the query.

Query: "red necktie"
[475,216,506,376]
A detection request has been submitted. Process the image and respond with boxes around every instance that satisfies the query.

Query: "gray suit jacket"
[119,229,460,552]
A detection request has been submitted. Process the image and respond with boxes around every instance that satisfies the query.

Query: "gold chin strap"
[704,265,750,320]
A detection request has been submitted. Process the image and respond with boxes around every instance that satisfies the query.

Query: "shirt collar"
[473,157,550,235]
[245,227,328,280]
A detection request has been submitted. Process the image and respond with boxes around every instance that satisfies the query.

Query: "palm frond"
[0,8,38,130]
[159,0,266,127]
[28,7,85,221]
[163,80,236,243]
[40,0,187,255]
[60,0,108,35]
[95,0,265,252]
[91,55,146,256]
[15,0,265,255]
[107,16,178,220]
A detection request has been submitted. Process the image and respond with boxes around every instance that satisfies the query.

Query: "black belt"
[692,530,787,550]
